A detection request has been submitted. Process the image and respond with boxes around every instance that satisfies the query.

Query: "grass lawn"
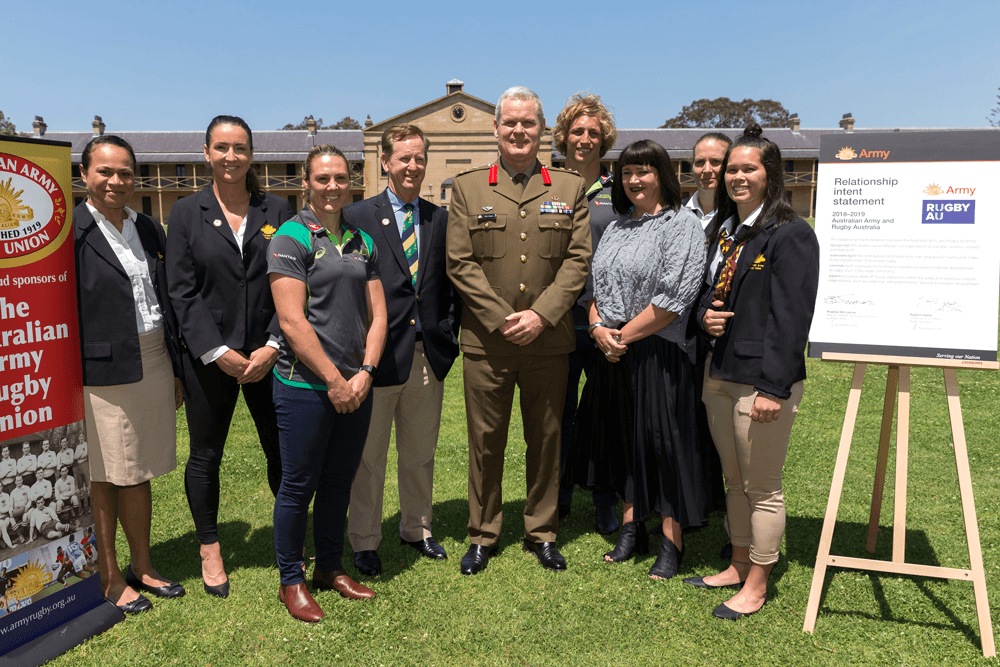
[46,357,999,666]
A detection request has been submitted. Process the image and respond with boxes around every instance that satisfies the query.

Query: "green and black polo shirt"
[267,207,380,390]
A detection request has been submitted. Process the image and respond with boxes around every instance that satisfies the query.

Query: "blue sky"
[5,0,998,134]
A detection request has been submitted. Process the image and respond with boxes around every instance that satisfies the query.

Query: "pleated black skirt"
[570,335,710,528]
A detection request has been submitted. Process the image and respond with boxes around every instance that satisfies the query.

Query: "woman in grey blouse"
[570,140,708,581]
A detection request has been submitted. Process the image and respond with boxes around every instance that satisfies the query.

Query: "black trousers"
[182,352,281,545]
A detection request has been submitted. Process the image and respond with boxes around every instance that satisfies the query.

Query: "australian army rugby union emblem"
[0,153,68,266]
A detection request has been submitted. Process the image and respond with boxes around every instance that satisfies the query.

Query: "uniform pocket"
[537,215,571,258]
[469,214,507,259]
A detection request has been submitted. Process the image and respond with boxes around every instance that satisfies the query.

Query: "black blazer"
[696,216,820,399]
[166,187,293,360]
[342,190,460,385]
[74,203,182,386]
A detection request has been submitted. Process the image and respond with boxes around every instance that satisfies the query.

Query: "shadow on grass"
[148,520,278,582]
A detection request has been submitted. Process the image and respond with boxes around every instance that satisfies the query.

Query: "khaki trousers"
[462,352,568,546]
[702,355,803,565]
[348,342,445,551]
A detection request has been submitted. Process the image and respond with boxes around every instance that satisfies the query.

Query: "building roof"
[555,127,1000,161]
[36,130,366,163]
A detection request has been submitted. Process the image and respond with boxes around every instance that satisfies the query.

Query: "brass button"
[554,222,560,228]
[409,319,416,325]
[520,210,527,218]
[520,254,527,263]
[519,283,526,292]
[520,232,527,241]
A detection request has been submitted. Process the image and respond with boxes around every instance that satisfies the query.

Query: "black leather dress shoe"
[594,505,620,535]
[401,537,447,560]
[353,550,382,576]
[522,540,567,571]
[125,565,185,599]
[459,544,497,575]
[682,576,743,591]
[112,592,152,614]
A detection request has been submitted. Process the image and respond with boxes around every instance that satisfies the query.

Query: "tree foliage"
[280,115,362,130]
[661,97,791,129]
[989,88,1000,127]
[0,111,17,136]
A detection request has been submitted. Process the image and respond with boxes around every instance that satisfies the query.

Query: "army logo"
[923,184,944,196]
[834,147,858,161]
[0,153,68,267]
[261,223,277,239]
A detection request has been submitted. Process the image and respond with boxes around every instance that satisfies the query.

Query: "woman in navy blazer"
[683,124,819,620]
[75,135,185,613]
[166,115,292,598]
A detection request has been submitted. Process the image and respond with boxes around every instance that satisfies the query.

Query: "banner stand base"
[0,601,125,667]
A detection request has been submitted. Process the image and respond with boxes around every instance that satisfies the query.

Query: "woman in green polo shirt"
[268,144,388,623]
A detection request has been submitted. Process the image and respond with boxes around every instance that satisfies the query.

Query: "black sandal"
[648,538,684,579]
[604,521,649,562]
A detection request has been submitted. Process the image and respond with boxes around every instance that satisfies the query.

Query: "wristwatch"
[359,364,379,381]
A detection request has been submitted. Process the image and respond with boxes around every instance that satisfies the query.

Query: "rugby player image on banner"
[1,135,120,665]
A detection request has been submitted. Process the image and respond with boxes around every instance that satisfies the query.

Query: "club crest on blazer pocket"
[749,254,766,270]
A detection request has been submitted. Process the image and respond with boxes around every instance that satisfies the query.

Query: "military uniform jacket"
[446,161,592,356]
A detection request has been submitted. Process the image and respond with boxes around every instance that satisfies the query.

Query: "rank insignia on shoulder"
[540,202,572,215]
[261,224,277,240]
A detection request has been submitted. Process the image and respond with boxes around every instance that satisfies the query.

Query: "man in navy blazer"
[345,124,460,576]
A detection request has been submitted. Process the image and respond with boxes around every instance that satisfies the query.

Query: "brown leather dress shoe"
[314,568,376,600]
[278,583,324,623]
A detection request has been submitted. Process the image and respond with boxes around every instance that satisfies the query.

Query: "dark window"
[140,165,150,178]
[176,165,186,177]
[71,164,80,177]
[680,161,692,173]
[286,164,297,176]
[141,196,152,216]
[785,160,794,173]
[288,194,297,211]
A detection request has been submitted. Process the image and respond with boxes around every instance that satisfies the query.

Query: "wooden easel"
[802,354,996,658]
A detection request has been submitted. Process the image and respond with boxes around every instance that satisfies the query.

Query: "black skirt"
[570,335,710,528]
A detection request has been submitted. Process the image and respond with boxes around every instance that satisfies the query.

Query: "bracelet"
[587,321,608,337]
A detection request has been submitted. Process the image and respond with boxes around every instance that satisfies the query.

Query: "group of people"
[0,435,88,549]
[68,84,818,625]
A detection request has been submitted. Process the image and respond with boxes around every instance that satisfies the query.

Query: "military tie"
[402,203,418,286]
[513,172,526,197]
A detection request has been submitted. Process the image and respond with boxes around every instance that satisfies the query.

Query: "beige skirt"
[84,328,177,486]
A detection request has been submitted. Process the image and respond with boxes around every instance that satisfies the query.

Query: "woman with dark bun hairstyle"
[166,115,293,598]
[571,139,708,581]
[74,134,185,613]
[682,124,819,620]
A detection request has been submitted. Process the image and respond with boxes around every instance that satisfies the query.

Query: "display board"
[807,130,1000,368]
[0,135,112,660]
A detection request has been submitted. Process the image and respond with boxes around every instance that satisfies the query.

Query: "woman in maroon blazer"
[166,115,292,598]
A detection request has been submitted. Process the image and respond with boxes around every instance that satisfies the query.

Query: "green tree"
[988,88,1000,127]
[0,111,17,136]
[279,115,362,130]
[661,97,791,129]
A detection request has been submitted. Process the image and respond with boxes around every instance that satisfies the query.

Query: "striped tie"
[402,203,418,286]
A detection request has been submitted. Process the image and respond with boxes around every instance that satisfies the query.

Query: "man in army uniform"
[446,86,591,575]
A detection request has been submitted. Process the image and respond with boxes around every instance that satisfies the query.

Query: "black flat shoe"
[682,576,743,591]
[353,550,382,576]
[125,565,185,599]
[460,543,498,575]
[648,539,683,580]
[713,594,767,620]
[604,521,649,562]
[522,540,567,571]
[594,505,620,535]
[401,537,447,560]
[115,593,152,614]
[203,579,230,598]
